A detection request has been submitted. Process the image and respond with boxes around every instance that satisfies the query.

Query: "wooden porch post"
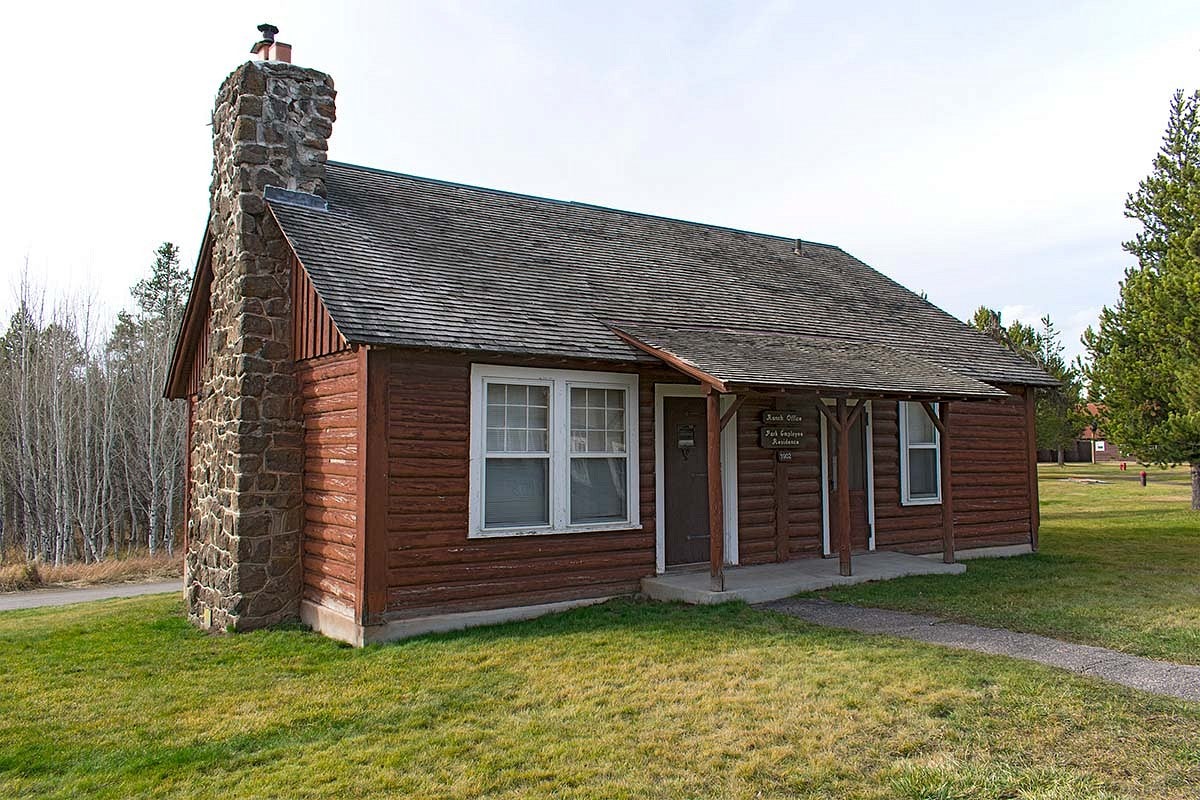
[939,402,955,564]
[835,398,852,577]
[706,386,725,591]
[920,401,955,564]
[1025,388,1040,551]
[773,396,790,563]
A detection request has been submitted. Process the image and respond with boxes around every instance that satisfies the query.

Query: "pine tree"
[131,243,188,324]
[1084,90,1200,509]
[971,306,1086,464]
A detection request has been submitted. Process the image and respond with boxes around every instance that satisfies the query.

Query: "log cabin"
[165,33,1056,644]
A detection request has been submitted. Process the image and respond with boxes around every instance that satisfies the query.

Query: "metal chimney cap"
[251,23,284,57]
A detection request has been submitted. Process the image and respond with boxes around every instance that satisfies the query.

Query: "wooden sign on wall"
[760,426,805,448]
[760,409,804,449]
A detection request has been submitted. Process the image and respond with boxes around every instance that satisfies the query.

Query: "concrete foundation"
[935,543,1033,560]
[301,596,618,646]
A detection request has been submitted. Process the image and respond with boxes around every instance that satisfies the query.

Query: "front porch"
[641,550,965,605]
[614,323,1022,594]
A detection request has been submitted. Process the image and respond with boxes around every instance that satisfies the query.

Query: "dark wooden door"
[664,396,711,566]
[828,410,871,552]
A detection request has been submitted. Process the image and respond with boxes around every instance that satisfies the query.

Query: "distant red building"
[1081,403,1126,463]
[1037,404,1128,464]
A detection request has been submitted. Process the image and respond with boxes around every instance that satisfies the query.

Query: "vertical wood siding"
[185,313,211,398]
[292,257,351,361]
[872,393,1034,553]
[382,352,667,619]
[297,351,360,617]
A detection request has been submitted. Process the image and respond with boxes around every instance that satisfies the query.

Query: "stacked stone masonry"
[186,60,336,631]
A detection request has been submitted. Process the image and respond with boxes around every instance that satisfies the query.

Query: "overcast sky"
[3,1,1198,360]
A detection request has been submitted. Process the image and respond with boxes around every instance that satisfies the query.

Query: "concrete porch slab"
[641,550,966,605]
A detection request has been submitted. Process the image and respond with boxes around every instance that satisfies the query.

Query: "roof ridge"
[611,321,871,341]
[326,160,842,250]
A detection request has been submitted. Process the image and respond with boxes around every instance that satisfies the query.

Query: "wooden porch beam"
[706,386,725,592]
[719,394,746,430]
[847,398,868,430]
[920,401,946,435]
[938,401,955,564]
[814,398,841,431]
[611,329,729,393]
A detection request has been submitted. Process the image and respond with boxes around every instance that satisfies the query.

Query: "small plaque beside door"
[676,424,696,449]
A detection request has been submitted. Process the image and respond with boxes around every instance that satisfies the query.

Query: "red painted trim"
[164,229,214,399]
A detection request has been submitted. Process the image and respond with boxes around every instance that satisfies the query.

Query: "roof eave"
[164,225,214,400]
[610,327,729,392]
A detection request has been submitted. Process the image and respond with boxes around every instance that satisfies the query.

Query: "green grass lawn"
[819,462,1200,664]
[3,464,1199,799]
[2,594,1200,799]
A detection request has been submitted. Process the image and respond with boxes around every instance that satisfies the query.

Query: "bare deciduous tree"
[0,244,189,564]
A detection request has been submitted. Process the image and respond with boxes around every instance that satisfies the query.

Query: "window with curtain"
[470,366,639,536]
[899,401,941,504]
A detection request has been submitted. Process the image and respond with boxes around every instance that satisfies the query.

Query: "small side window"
[899,401,940,505]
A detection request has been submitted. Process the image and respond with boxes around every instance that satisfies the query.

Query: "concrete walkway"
[0,580,180,612]
[764,598,1200,702]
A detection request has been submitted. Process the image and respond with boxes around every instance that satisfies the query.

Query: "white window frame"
[898,401,941,506]
[469,364,641,538]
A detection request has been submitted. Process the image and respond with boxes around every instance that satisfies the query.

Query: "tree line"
[0,244,189,563]
[1086,89,1200,509]
[969,308,1088,465]
[972,88,1199,510]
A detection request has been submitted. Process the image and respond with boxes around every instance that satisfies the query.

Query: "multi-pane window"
[470,366,639,536]
[569,387,627,525]
[899,401,940,504]
[483,383,551,527]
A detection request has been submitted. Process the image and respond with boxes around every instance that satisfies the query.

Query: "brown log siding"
[382,351,676,619]
[735,394,825,563]
[357,347,1035,620]
[872,392,1034,554]
[297,351,360,617]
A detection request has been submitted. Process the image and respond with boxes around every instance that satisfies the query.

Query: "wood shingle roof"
[267,162,1057,389]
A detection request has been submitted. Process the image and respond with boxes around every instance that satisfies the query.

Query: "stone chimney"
[186,28,336,631]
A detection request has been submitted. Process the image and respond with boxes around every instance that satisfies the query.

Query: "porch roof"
[611,323,1011,400]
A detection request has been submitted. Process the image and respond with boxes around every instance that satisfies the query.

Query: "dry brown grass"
[0,553,181,592]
